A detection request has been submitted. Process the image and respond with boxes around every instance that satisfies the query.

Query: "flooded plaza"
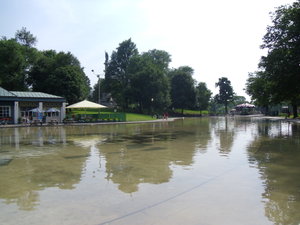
[0,117,300,225]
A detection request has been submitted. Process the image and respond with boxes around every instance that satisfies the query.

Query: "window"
[0,106,11,118]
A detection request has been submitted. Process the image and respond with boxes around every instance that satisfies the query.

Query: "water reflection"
[0,127,98,210]
[210,117,236,156]
[248,120,300,225]
[0,118,300,225]
[99,119,211,193]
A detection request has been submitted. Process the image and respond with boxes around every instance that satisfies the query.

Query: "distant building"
[0,87,66,124]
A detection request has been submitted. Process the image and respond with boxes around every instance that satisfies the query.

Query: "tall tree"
[260,0,300,118]
[215,77,234,114]
[170,66,196,114]
[104,39,138,110]
[246,71,273,114]
[0,37,38,90]
[127,50,171,114]
[15,27,37,47]
[196,82,212,114]
[28,50,90,104]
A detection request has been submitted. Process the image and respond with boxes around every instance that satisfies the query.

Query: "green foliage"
[125,113,153,121]
[196,82,212,111]
[104,38,138,109]
[101,39,215,115]
[0,29,90,104]
[174,108,209,115]
[215,77,234,114]
[68,108,153,122]
[0,38,38,90]
[127,50,171,114]
[232,95,246,105]
[15,27,37,47]
[28,50,90,104]
[170,66,196,113]
[248,1,300,118]
[246,71,272,109]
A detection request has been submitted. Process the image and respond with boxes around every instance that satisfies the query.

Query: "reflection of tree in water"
[100,119,212,193]
[248,123,300,225]
[210,117,235,156]
[0,139,90,211]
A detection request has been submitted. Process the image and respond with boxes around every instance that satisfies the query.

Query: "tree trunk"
[264,105,269,116]
[292,104,298,118]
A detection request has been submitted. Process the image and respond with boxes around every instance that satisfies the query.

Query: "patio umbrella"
[46,108,60,113]
[46,108,60,118]
[66,100,107,119]
[29,107,44,112]
[28,108,44,120]
[66,100,107,109]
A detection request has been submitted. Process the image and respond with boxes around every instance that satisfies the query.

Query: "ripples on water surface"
[0,117,299,225]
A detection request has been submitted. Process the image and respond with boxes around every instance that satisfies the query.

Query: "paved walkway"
[1,115,300,129]
[0,117,184,129]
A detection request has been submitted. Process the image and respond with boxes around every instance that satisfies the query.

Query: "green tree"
[28,50,90,104]
[260,1,300,118]
[127,50,171,114]
[170,66,196,114]
[196,82,212,114]
[0,37,38,91]
[246,71,273,114]
[104,39,138,110]
[15,27,37,47]
[215,77,234,114]
[232,95,246,105]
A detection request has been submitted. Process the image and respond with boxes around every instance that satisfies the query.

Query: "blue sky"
[0,0,295,99]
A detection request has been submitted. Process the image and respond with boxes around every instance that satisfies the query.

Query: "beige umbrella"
[66,100,107,120]
[66,100,107,109]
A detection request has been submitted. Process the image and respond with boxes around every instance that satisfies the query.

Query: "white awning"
[66,100,107,109]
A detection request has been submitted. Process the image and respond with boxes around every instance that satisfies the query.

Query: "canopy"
[46,108,60,113]
[29,108,44,112]
[66,100,107,109]
[236,103,255,108]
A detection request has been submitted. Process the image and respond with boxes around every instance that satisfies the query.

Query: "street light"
[91,70,102,104]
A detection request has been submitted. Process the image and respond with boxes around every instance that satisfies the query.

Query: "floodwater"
[0,117,299,225]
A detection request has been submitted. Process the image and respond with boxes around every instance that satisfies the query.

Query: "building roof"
[11,91,64,99]
[0,86,65,102]
[0,87,16,97]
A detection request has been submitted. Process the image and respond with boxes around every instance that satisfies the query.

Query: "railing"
[0,117,13,125]
[65,113,126,123]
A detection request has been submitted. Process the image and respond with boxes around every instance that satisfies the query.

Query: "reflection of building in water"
[247,123,300,225]
[0,129,90,211]
[0,126,67,149]
[256,120,293,137]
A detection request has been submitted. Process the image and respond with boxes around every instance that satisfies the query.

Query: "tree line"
[94,38,215,114]
[3,1,297,116]
[246,0,300,118]
[1,28,242,114]
[0,27,90,104]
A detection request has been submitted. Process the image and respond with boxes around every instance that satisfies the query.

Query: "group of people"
[163,112,169,120]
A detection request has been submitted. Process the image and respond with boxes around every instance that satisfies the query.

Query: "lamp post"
[151,98,154,116]
[92,70,101,104]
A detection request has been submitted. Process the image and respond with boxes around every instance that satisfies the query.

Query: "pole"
[97,75,100,104]
[92,70,101,104]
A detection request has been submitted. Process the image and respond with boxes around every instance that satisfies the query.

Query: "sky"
[0,0,296,99]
